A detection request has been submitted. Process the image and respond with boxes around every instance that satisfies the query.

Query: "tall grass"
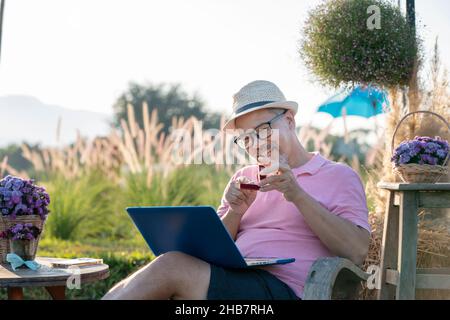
[40,165,230,242]
[43,171,119,240]
[125,165,229,207]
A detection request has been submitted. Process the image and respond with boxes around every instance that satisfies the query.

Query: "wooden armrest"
[303,257,369,300]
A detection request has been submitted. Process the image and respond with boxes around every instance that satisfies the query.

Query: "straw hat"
[222,80,298,131]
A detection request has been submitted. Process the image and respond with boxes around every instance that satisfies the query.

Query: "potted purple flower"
[0,175,50,263]
[0,223,41,261]
[391,136,449,183]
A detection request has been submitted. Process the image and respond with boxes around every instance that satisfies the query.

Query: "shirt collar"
[291,152,328,176]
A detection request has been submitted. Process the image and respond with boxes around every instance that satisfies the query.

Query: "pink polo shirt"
[216,152,371,299]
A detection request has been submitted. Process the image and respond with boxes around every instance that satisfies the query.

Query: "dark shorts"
[207,264,301,300]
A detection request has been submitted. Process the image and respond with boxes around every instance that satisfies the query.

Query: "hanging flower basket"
[299,0,419,88]
[0,176,50,263]
[391,111,450,183]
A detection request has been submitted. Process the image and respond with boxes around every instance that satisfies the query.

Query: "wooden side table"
[0,256,109,300]
[377,182,450,300]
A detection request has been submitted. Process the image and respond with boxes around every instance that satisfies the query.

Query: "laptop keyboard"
[244,258,277,266]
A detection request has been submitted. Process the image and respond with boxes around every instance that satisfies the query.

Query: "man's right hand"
[224,176,257,216]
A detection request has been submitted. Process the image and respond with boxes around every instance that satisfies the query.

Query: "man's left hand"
[258,156,304,202]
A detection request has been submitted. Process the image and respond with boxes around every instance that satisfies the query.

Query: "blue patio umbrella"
[316,86,388,142]
[317,85,388,118]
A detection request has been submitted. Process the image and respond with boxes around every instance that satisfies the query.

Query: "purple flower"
[11,224,23,236]
[0,223,41,241]
[0,176,50,219]
[436,140,449,152]
[34,199,43,208]
[429,156,438,165]
[397,142,409,153]
[408,144,420,157]
[437,149,447,158]
[4,180,12,190]
[13,203,28,215]
[392,136,449,166]
[12,180,24,191]
[399,153,411,164]
[22,187,31,193]
[11,190,22,204]
[425,142,439,154]
[419,154,436,165]
[3,191,12,201]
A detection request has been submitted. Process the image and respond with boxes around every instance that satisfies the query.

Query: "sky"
[0,0,449,136]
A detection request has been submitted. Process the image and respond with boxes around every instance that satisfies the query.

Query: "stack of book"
[50,258,103,268]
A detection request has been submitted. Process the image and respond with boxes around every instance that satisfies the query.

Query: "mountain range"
[0,95,112,147]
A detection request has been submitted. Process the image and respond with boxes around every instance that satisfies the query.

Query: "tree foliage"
[113,82,221,133]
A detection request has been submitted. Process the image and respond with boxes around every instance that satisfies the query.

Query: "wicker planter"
[0,215,45,263]
[391,111,450,183]
[9,239,38,261]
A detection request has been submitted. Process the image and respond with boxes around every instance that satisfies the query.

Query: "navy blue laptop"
[126,206,295,269]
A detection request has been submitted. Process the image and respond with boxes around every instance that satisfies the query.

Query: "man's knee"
[149,251,195,283]
[152,251,211,299]
[153,251,191,273]
[158,251,189,264]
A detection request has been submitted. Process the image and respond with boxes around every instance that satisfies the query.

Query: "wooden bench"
[303,257,370,300]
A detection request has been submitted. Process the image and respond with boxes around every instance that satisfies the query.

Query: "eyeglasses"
[233,109,287,150]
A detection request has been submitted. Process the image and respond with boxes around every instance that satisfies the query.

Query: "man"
[102,80,371,300]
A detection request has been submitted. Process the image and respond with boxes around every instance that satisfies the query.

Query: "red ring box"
[239,183,260,190]
[238,164,267,190]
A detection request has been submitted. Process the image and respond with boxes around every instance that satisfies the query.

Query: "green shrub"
[124,165,230,207]
[300,0,419,88]
[39,165,230,242]
[42,171,120,240]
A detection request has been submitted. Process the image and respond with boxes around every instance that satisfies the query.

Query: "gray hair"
[268,107,288,115]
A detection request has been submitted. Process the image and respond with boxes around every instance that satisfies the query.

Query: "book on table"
[50,258,103,268]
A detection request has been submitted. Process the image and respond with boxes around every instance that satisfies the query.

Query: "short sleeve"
[216,171,239,218]
[328,166,371,234]
[216,188,231,218]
